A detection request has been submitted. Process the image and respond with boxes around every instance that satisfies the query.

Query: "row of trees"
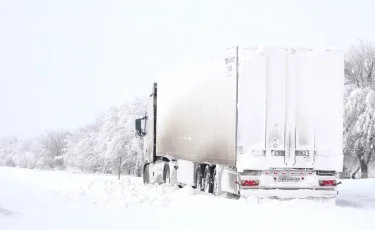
[0,97,147,176]
[0,131,69,170]
[0,40,375,178]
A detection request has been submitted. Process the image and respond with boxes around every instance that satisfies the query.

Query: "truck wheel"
[163,163,170,184]
[196,166,204,191]
[202,165,214,193]
[143,164,150,184]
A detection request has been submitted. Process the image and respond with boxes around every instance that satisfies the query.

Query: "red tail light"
[241,180,259,187]
[319,180,337,186]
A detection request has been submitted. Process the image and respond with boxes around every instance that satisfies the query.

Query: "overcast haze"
[1,0,374,138]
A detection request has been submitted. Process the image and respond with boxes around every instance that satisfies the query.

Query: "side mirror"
[135,117,147,137]
[135,118,141,131]
[135,118,143,137]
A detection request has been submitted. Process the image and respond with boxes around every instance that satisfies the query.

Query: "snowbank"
[1,167,375,230]
[0,167,199,209]
[337,178,375,209]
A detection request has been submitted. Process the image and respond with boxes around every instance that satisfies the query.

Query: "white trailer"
[135,45,344,199]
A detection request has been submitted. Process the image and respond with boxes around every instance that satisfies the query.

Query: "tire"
[143,164,150,184]
[202,165,214,193]
[196,166,204,191]
[213,167,219,196]
[163,163,170,184]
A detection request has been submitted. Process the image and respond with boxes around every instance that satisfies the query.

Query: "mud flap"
[221,169,240,195]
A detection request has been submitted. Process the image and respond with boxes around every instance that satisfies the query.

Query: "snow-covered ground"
[1,167,375,230]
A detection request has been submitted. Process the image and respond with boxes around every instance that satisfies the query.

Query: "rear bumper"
[240,188,338,199]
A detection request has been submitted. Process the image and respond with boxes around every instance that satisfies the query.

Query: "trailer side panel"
[156,47,238,166]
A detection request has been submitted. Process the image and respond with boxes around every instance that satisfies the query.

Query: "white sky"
[1,0,374,138]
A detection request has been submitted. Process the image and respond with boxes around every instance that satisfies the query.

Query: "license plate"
[277,176,301,182]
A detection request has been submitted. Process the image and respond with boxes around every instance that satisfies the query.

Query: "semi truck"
[135,45,344,199]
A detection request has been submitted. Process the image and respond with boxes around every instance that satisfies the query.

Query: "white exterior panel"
[237,46,344,172]
[154,45,343,172]
[156,47,238,166]
[313,50,344,171]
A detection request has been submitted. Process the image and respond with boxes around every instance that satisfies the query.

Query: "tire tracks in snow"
[0,205,15,216]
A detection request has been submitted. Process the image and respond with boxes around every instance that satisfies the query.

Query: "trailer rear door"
[237,47,343,171]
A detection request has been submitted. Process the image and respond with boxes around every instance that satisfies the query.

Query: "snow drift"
[1,167,375,230]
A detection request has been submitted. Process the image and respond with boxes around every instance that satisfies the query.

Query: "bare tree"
[345,39,375,88]
[41,131,69,169]
[344,39,375,178]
